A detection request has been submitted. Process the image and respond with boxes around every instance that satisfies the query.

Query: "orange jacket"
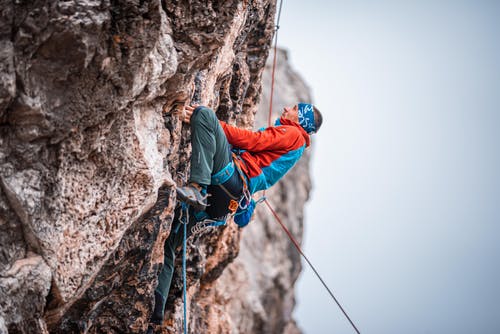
[220,117,310,193]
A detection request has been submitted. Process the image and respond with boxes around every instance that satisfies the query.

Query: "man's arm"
[220,121,304,152]
[183,105,305,152]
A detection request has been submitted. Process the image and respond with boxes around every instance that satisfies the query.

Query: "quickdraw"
[231,152,252,210]
[190,216,227,236]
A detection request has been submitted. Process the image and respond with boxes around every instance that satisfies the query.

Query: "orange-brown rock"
[0,1,313,333]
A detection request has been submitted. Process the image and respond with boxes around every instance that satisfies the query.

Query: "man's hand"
[183,105,199,124]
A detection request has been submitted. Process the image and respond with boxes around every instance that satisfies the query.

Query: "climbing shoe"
[176,184,208,211]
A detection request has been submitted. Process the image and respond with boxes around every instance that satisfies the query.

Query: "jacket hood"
[277,117,311,147]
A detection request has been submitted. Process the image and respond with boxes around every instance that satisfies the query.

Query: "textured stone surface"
[0,0,280,333]
[0,1,313,333]
[0,254,52,334]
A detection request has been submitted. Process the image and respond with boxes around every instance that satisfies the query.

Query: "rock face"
[0,1,313,333]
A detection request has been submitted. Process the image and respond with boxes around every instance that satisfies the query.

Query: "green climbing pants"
[153,206,197,322]
[189,106,232,186]
[153,106,236,321]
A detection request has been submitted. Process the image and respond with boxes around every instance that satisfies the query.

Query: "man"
[150,102,322,326]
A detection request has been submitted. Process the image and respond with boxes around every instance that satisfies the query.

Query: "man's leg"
[151,206,198,324]
[189,106,231,184]
[151,107,234,327]
[177,106,232,210]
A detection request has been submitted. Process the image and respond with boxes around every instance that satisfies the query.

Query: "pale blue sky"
[278,1,500,333]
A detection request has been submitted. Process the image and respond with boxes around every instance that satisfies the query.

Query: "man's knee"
[191,106,217,127]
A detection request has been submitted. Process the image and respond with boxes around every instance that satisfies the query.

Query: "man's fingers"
[181,104,201,124]
[182,105,194,124]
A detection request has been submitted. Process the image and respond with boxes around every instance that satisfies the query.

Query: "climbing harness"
[207,155,247,218]
[263,0,361,332]
[231,152,252,209]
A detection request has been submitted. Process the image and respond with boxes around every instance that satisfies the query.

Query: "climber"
[149,102,323,327]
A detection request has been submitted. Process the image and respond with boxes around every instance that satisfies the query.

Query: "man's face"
[282,104,299,123]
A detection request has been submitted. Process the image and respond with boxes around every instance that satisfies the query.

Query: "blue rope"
[181,203,188,334]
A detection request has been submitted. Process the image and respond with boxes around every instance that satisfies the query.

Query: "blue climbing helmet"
[297,102,316,134]
[274,102,318,134]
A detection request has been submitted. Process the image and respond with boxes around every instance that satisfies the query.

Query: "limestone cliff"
[0,1,312,333]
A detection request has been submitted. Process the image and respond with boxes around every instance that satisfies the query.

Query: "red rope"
[263,199,361,334]
[261,2,361,333]
[264,199,303,253]
[268,35,279,127]
[267,0,283,128]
